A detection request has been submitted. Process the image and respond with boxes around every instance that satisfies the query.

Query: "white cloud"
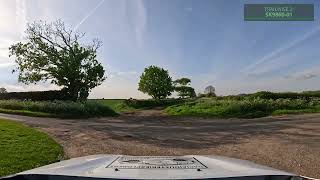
[15,0,27,39]
[285,66,320,81]
[0,1,16,36]
[132,0,147,48]
[89,75,147,99]
[0,83,59,92]
[0,39,15,60]
[115,71,137,76]
[0,62,15,69]
[0,1,26,67]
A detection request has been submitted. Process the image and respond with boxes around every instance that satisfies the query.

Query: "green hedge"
[124,98,186,109]
[0,100,117,118]
[0,90,69,101]
[248,91,320,100]
[165,98,320,118]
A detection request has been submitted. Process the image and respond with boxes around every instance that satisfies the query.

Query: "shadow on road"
[82,112,320,149]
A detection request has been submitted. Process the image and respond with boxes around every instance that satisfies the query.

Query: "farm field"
[0,119,63,176]
[0,112,319,178]
[1,91,320,119]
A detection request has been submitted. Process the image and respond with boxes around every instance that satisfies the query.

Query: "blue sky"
[0,0,319,98]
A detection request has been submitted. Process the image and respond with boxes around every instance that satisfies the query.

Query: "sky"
[0,0,320,99]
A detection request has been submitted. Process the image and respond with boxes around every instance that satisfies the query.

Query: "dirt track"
[0,111,319,178]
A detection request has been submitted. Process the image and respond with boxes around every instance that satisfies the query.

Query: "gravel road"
[0,111,319,178]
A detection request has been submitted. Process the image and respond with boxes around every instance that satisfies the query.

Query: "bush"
[198,93,216,98]
[165,98,320,118]
[0,100,117,118]
[248,91,320,100]
[124,98,185,109]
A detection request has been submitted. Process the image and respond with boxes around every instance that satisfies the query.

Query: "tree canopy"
[204,85,216,97]
[173,78,191,86]
[174,78,196,98]
[9,20,106,101]
[174,86,196,98]
[0,88,7,94]
[138,65,173,99]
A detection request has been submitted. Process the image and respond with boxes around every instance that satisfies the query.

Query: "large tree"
[9,20,106,101]
[138,66,174,99]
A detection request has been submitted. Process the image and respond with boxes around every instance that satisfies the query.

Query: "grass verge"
[0,108,54,118]
[0,119,63,177]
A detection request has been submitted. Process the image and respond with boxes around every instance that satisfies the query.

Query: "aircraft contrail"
[242,25,320,73]
[15,0,27,39]
[73,0,105,31]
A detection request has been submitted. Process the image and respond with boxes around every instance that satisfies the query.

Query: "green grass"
[272,108,320,116]
[165,98,320,118]
[95,99,135,113]
[0,108,54,118]
[0,100,118,118]
[123,98,186,109]
[95,99,185,113]
[0,119,63,177]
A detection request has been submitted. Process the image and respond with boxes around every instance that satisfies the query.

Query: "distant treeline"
[1,90,320,101]
[124,98,186,108]
[249,91,320,100]
[217,91,320,100]
[0,90,70,101]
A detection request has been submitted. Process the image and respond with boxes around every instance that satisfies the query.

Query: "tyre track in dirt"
[0,111,319,178]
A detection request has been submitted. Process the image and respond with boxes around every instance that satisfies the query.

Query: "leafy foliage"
[0,100,117,118]
[165,97,320,118]
[173,78,191,86]
[173,78,196,98]
[9,20,106,101]
[198,92,216,98]
[0,87,7,93]
[95,99,135,113]
[138,65,174,99]
[174,86,196,98]
[249,91,320,100]
[204,85,216,97]
[124,98,185,109]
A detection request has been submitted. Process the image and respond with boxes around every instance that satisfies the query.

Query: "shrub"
[124,98,185,109]
[165,98,320,118]
[248,91,320,100]
[198,92,216,98]
[0,100,117,118]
